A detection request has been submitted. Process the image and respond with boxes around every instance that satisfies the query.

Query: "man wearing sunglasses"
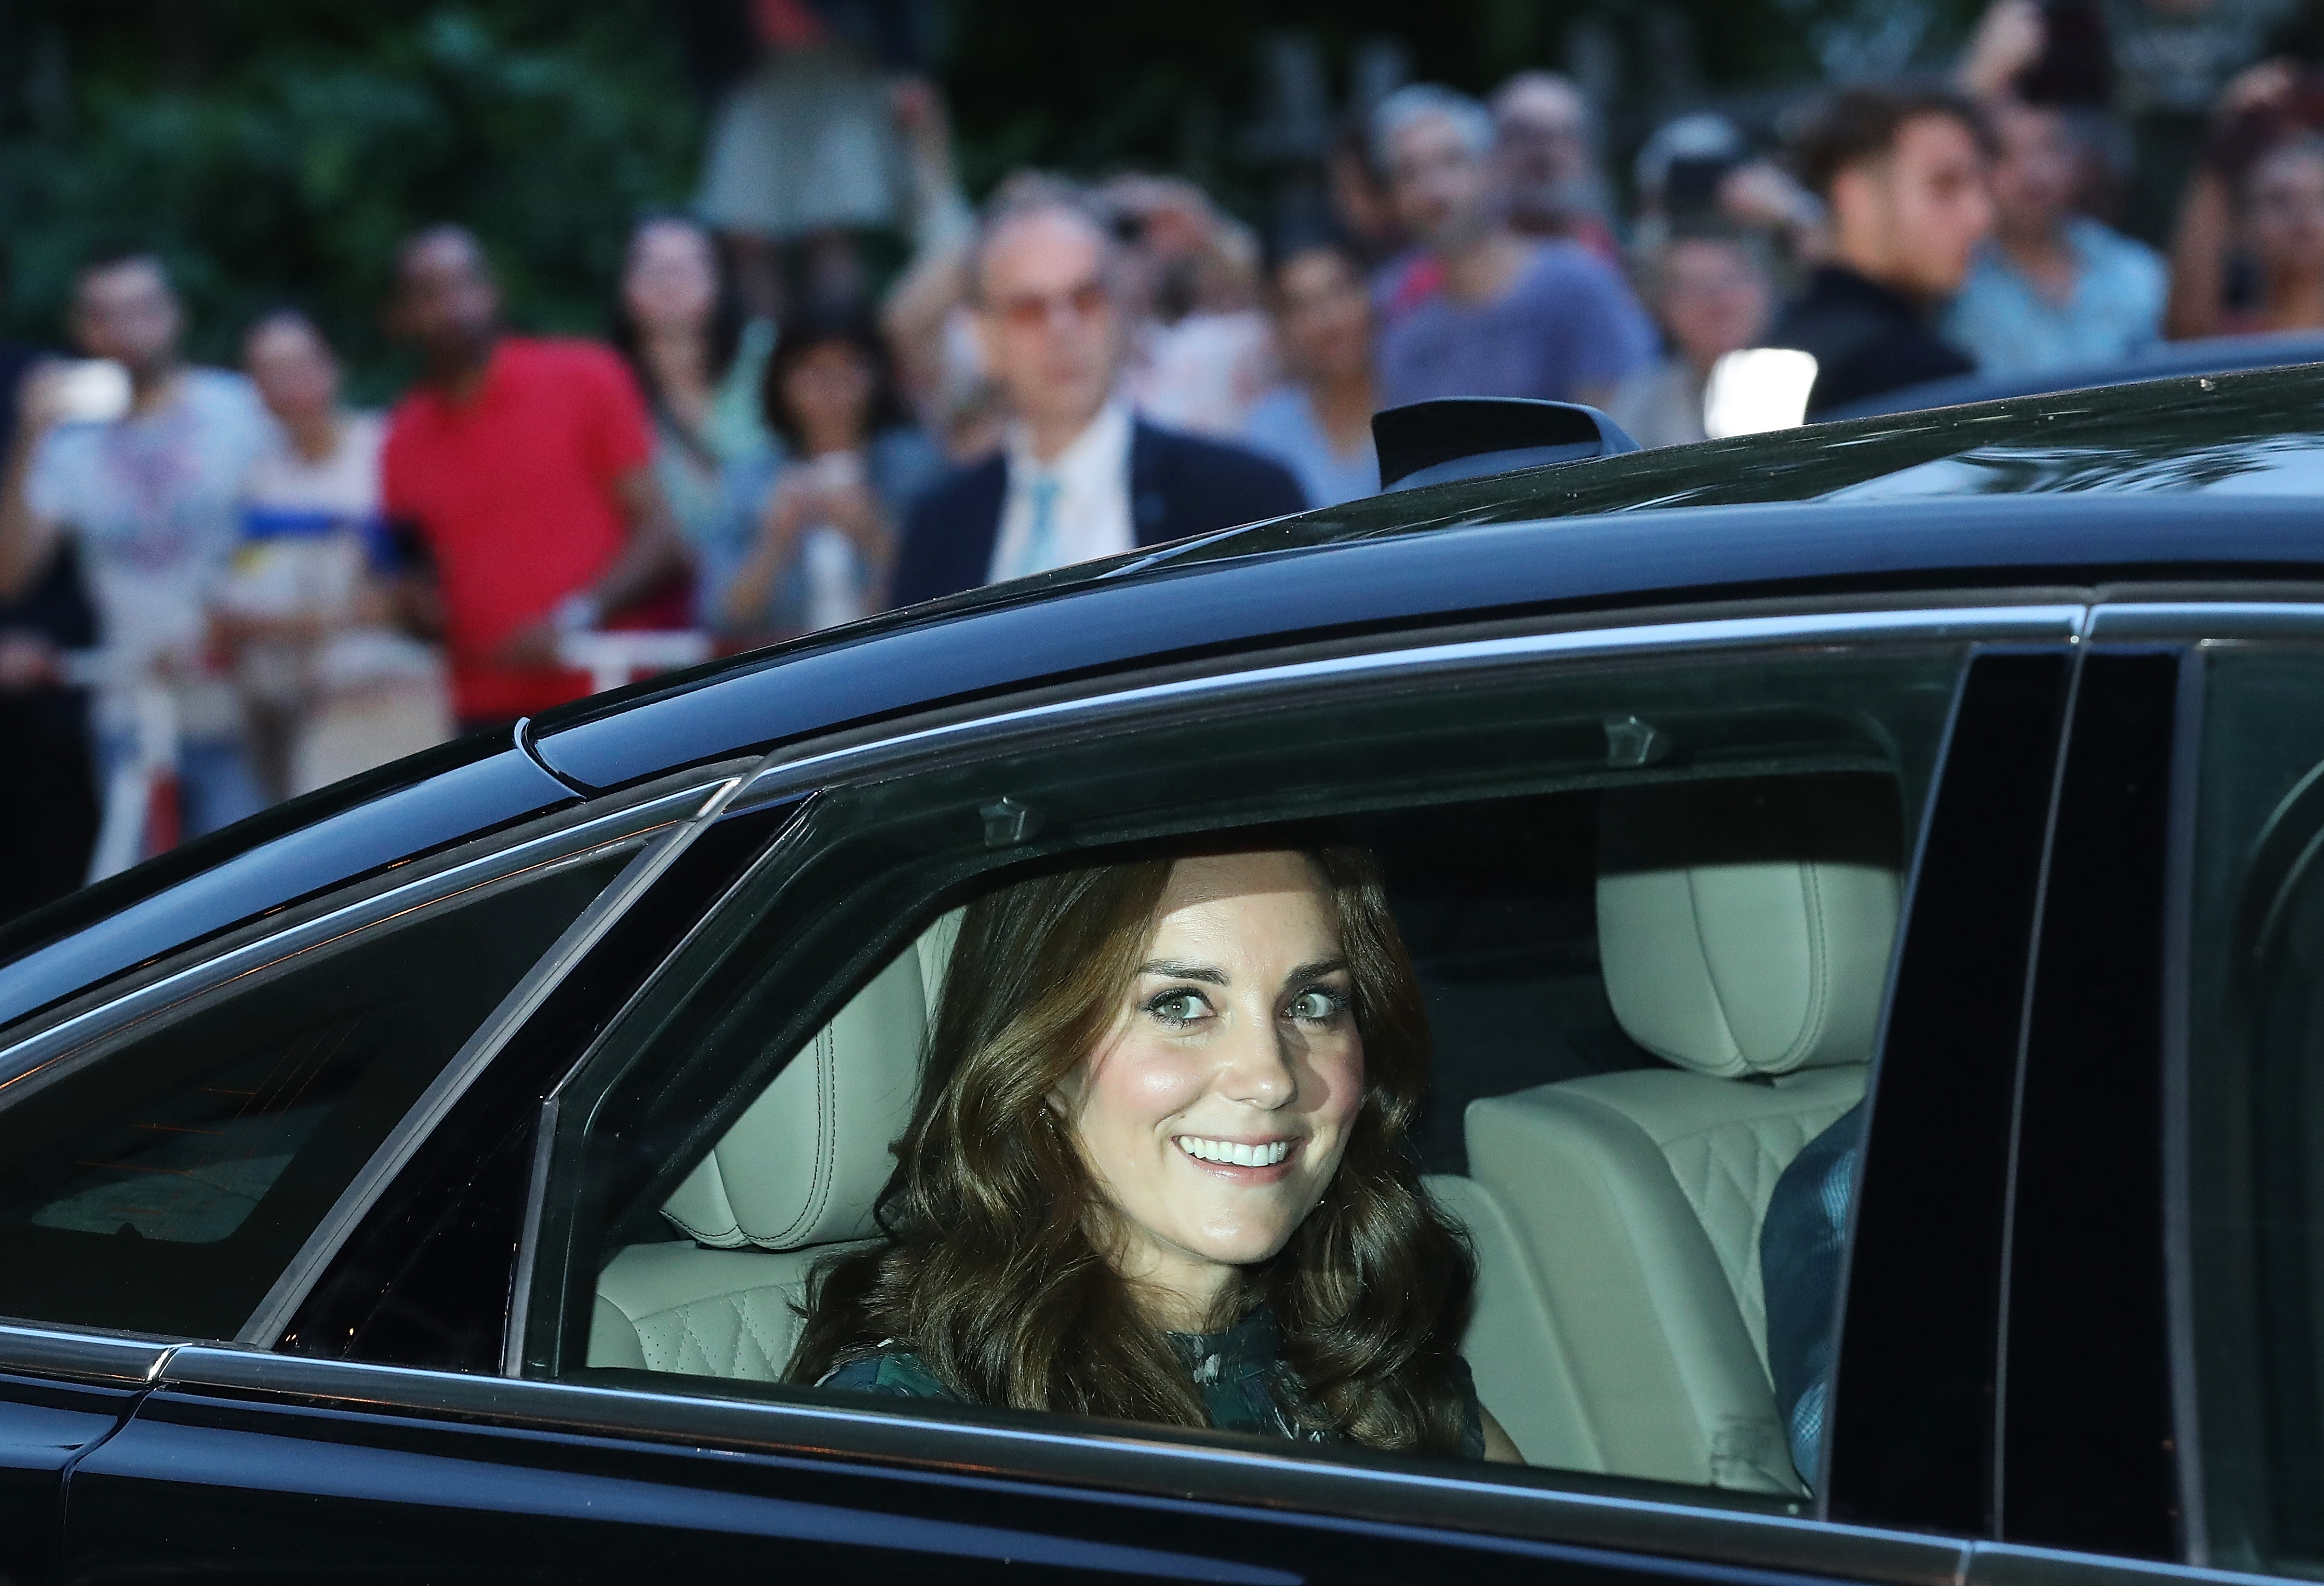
[890,189,1303,607]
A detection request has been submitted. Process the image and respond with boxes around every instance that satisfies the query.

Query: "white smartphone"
[46,359,130,424]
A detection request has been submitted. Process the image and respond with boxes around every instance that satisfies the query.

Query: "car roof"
[1818,330,2324,420]
[531,362,2324,790]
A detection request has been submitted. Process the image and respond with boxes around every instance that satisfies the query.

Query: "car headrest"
[1596,778,1901,1079]
[661,912,961,1250]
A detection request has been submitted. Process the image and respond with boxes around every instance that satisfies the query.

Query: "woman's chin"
[1174,1214,1304,1273]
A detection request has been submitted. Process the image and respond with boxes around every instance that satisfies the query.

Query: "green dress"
[817,1306,1488,1459]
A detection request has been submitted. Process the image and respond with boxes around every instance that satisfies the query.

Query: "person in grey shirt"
[1371,84,1655,412]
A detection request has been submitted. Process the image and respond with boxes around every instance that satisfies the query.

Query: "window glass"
[0,848,625,1340]
[536,644,1963,1501]
[2186,646,2324,1576]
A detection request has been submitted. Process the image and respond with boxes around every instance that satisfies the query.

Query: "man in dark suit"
[890,190,1304,608]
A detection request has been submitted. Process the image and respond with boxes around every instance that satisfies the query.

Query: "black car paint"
[0,745,577,1034]
[0,369,2308,1584]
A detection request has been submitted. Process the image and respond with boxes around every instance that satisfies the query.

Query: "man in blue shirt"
[1371,85,1654,412]
[1945,96,2166,376]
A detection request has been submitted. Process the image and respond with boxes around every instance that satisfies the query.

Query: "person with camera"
[2165,58,2324,339]
[0,248,273,846]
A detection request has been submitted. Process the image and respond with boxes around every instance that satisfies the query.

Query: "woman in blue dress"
[789,841,1521,1462]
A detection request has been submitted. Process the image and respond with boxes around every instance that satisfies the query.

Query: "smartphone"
[47,359,130,424]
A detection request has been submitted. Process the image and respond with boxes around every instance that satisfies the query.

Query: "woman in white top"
[718,302,938,641]
[218,311,448,800]
[1240,242,1380,508]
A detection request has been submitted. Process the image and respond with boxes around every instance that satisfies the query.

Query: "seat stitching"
[1793,861,1833,1069]
[766,1028,839,1247]
[736,1294,786,1367]
[1682,867,1747,1074]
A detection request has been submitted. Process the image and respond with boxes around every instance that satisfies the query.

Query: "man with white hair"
[889,189,1302,606]
[1372,84,1653,413]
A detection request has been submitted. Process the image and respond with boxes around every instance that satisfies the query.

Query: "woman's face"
[781,338,876,452]
[1656,237,1772,374]
[1273,249,1372,385]
[244,318,339,426]
[1055,852,1367,1317]
[2249,145,2324,282]
[623,220,719,337]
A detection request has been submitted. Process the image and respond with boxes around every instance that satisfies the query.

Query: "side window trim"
[2087,603,2324,642]
[0,1323,175,1386]
[231,776,749,1348]
[2162,650,2207,1568]
[0,781,734,1122]
[728,603,2088,807]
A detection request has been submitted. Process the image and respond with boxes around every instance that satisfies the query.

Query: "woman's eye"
[1287,988,1348,1023]
[1146,990,1210,1027]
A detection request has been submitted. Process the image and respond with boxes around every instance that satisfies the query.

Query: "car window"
[2183,644,2324,1576]
[525,640,1969,1503]
[0,846,629,1341]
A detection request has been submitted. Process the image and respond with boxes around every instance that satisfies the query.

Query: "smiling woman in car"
[786,840,1521,1462]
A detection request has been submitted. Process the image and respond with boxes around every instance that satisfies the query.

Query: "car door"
[54,599,2082,1585]
[0,767,761,1585]
[2009,600,2324,1586]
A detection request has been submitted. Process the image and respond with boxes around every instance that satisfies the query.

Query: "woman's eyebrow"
[1285,956,1350,983]
[1137,959,1228,985]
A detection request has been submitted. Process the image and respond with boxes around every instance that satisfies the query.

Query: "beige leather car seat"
[1458,782,1898,1490]
[589,916,959,1378]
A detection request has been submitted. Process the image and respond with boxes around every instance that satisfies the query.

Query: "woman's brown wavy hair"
[786,842,1478,1454]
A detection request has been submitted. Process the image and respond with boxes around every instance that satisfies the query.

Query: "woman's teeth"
[1177,1136,1292,1167]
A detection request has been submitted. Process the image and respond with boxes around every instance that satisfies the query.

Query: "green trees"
[0,4,700,396]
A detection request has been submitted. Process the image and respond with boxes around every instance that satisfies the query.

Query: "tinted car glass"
[531,639,1967,1504]
[0,849,623,1340]
[2183,643,2324,1575]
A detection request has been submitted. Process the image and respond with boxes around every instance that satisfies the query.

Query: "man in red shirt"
[382,226,687,733]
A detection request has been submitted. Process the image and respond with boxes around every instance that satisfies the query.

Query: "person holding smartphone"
[0,247,272,848]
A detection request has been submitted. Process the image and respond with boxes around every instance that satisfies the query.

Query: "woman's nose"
[1218,1012,1297,1109]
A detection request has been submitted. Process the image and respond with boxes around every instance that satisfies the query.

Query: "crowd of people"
[0,0,2319,914]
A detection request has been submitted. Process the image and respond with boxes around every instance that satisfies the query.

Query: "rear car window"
[0,848,624,1340]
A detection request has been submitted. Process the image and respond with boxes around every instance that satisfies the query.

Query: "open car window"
[524,637,1971,1504]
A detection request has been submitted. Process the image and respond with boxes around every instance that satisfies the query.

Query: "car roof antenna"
[1373,397,1641,491]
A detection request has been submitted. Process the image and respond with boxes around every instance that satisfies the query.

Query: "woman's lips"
[1174,1134,1298,1184]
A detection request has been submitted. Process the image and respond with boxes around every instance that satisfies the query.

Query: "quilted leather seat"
[588,917,958,1378]
[1457,780,1898,1490]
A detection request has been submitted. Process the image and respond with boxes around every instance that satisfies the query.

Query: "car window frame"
[464,601,2069,1524]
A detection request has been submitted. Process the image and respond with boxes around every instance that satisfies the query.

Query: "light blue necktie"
[1020,473,1060,579]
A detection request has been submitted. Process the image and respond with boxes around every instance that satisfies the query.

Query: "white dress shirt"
[986,399,1135,585]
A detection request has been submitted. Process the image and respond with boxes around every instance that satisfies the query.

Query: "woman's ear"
[1045,1060,1089,1122]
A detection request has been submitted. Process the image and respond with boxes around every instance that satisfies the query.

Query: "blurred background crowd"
[2,0,2323,918]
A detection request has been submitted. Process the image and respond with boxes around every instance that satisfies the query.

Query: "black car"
[1,370,2320,1585]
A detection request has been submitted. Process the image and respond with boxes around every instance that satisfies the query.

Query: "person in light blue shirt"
[1944,97,2165,377]
[5,251,273,847]
[1243,241,1380,507]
